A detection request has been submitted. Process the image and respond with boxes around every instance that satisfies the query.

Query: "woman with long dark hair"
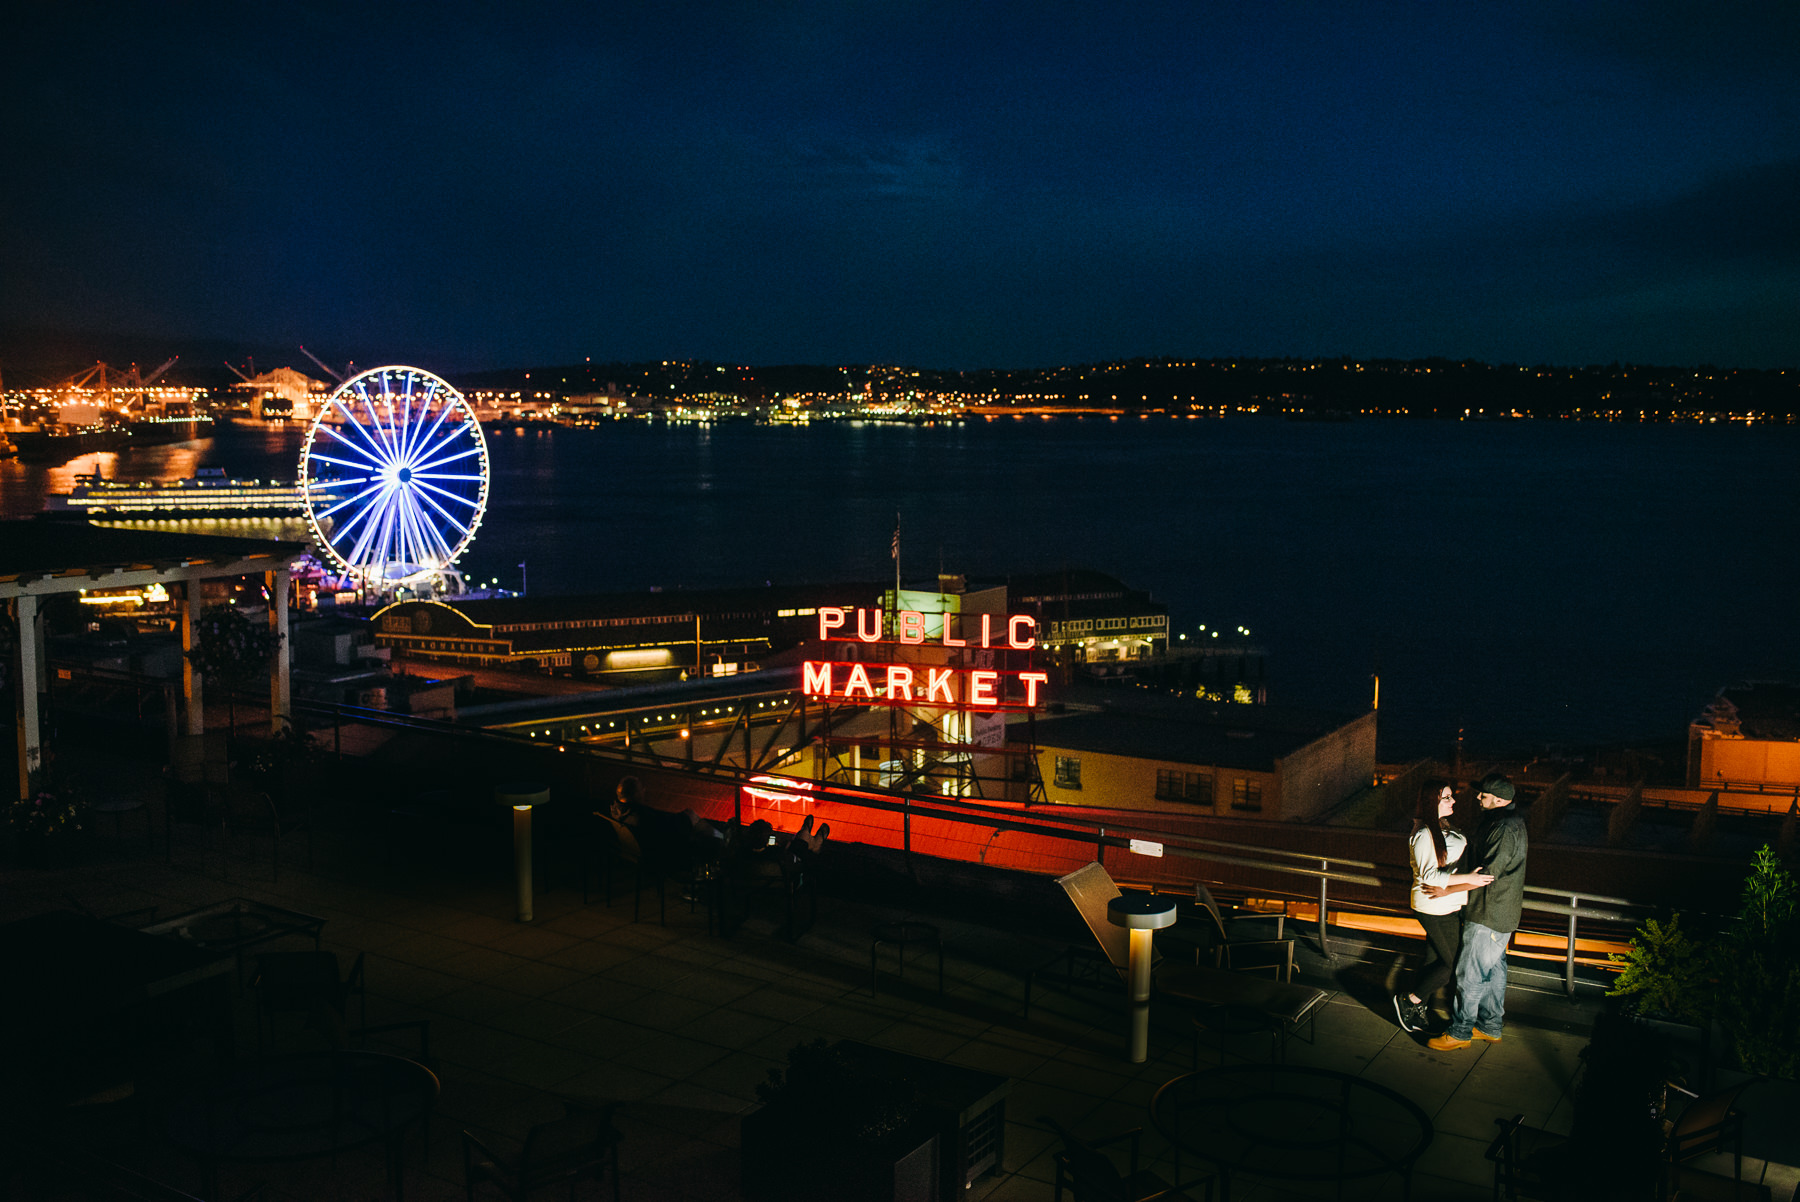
[1394,780,1492,1033]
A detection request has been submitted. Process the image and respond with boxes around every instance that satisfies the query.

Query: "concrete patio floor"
[5,747,1797,1202]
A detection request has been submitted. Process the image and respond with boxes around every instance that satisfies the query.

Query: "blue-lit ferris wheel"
[299,365,490,587]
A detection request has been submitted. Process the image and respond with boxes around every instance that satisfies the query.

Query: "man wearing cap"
[1428,774,1528,1051]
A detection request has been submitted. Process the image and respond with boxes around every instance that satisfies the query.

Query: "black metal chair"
[252,950,430,1061]
[1043,1116,1213,1202]
[1486,1113,1571,1201]
[1178,883,1297,980]
[463,1102,621,1201]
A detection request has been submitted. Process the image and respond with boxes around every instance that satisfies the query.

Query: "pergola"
[1,521,312,800]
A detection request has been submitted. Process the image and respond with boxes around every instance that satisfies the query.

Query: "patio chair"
[594,812,713,927]
[1663,1079,1752,1194]
[1181,883,1296,981]
[1052,863,1327,1061]
[219,784,311,882]
[1486,1113,1570,1201]
[734,838,815,940]
[252,950,430,1061]
[463,1101,621,1201]
[1043,1116,1213,1202]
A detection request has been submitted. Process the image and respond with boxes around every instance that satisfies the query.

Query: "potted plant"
[185,604,283,735]
[8,772,90,866]
[1714,846,1800,1079]
[1609,845,1800,1082]
[742,1040,940,1202]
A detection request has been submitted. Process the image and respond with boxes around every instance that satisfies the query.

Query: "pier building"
[1022,689,1375,822]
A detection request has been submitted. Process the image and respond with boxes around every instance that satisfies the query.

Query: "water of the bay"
[5,415,1796,761]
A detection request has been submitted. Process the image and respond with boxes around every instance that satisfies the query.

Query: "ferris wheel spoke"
[348,392,403,469]
[413,484,474,536]
[410,422,477,470]
[399,385,442,463]
[307,449,377,473]
[405,490,455,567]
[412,444,483,473]
[340,485,397,563]
[415,479,482,513]
[415,471,484,483]
[402,398,455,465]
[327,399,397,469]
[317,480,392,521]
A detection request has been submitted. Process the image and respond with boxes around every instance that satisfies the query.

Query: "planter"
[741,1098,939,1202]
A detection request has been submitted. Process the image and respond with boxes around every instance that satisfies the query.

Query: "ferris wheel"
[299,365,490,587]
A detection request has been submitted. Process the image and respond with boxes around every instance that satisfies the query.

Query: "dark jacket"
[1463,803,1528,934]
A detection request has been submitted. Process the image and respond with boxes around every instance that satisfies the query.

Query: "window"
[1054,756,1082,789]
[1156,769,1213,805]
[1231,778,1263,812]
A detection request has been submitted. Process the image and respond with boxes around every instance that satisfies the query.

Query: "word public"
[816,606,1038,648]
[804,608,1048,709]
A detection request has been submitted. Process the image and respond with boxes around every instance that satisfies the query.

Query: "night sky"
[4,2,1796,373]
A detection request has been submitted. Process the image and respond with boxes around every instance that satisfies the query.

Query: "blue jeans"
[1448,922,1509,1040]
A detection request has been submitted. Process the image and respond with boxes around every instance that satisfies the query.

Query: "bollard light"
[495,783,549,922]
[1108,893,1177,1064]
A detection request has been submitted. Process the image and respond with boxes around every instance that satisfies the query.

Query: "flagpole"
[892,513,901,600]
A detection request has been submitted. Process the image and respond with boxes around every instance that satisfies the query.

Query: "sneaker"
[1392,994,1421,1033]
[1427,1033,1472,1052]
[1472,1028,1501,1043]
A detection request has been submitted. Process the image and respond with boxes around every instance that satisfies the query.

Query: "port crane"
[52,357,181,415]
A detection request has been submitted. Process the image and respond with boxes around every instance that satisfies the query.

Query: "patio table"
[1150,1063,1433,1201]
[141,896,326,986]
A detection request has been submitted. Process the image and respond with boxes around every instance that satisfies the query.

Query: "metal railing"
[283,698,1659,995]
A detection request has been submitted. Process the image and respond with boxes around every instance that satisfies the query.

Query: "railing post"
[1317,860,1331,960]
[1097,825,1106,870]
[1565,894,1580,997]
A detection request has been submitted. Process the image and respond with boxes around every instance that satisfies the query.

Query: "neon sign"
[818,607,1037,649]
[802,661,1049,709]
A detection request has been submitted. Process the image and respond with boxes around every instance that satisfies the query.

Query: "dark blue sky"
[4,2,1796,372]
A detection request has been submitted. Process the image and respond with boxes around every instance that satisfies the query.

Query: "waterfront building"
[1021,689,1375,822]
[1688,681,1800,789]
[371,584,886,679]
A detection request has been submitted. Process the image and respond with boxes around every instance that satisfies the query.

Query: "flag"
[890,518,900,560]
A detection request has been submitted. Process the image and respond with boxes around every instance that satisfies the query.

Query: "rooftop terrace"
[5,731,1798,1201]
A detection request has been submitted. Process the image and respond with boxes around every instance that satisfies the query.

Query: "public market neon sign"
[803,608,1049,710]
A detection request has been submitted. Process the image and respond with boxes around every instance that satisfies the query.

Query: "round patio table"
[1150,1064,1433,1201]
[165,1049,438,1201]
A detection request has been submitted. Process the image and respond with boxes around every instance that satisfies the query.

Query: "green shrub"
[1607,913,1708,1024]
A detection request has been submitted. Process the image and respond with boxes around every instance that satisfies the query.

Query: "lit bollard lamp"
[1108,893,1177,1063]
[495,783,549,922]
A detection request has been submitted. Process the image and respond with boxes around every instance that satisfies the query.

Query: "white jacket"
[1409,826,1469,915]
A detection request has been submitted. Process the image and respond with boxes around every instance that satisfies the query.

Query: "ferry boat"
[11,413,214,462]
[45,467,331,518]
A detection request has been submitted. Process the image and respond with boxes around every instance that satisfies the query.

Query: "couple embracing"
[1393,774,1529,1050]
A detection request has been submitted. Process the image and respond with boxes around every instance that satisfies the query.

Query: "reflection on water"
[7,417,1800,757]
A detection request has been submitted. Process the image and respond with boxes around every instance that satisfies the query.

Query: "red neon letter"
[1008,615,1038,649]
[927,667,956,704]
[941,616,966,647]
[969,670,998,706]
[885,665,914,700]
[818,608,845,640]
[1019,671,1048,707]
[844,663,876,699]
[980,613,993,648]
[857,608,883,642]
[803,661,833,696]
[898,611,925,644]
